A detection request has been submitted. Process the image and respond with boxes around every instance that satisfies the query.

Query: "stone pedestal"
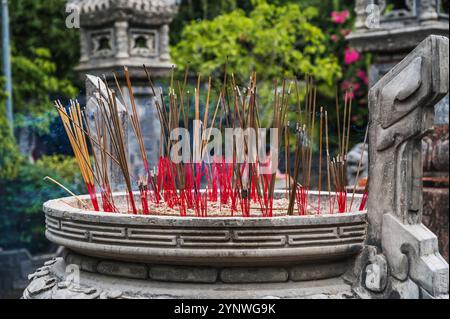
[348,0,449,267]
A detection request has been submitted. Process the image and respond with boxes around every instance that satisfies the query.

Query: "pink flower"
[331,34,338,42]
[344,48,360,65]
[356,70,369,85]
[331,10,350,24]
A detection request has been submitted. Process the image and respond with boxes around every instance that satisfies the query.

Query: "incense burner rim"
[43,191,367,266]
[44,190,366,224]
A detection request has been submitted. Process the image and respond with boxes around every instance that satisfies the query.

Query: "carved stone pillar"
[348,0,449,263]
[159,24,170,62]
[114,20,129,59]
[79,29,89,62]
[354,35,449,299]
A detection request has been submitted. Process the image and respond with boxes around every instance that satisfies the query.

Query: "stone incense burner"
[23,36,449,299]
[24,191,366,299]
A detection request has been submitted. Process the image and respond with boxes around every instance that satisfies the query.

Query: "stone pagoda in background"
[68,0,179,189]
[348,0,449,261]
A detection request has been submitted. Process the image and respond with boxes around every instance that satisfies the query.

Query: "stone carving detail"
[129,29,158,57]
[368,35,448,234]
[85,75,129,191]
[346,143,368,186]
[71,0,179,174]
[419,0,439,20]
[354,0,368,29]
[45,214,367,250]
[23,251,356,299]
[88,29,114,58]
[353,0,445,33]
[72,0,178,71]
[69,0,179,16]
[377,0,417,19]
[159,24,170,61]
[365,35,449,298]
[115,21,129,59]
[422,127,449,172]
[80,29,89,62]
[41,191,367,268]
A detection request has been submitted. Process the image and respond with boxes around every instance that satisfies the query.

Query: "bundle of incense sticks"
[287,76,316,216]
[328,90,368,213]
[54,66,368,217]
[55,100,100,211]
[329,90,353,213]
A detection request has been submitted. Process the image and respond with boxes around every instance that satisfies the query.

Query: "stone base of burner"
[22,251,358,299]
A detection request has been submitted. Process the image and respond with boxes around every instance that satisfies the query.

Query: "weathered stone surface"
[220,267,288,283]
[71,0,178,77]
[349,0,448,57]
[43,191,366,267]
[97,261,147,279]
[350,3,449,276]
[423,187,449,262]
[74,0,178,176]
[354,35,449,299]
[383,213,449,296]
[149,265,218,283]
[367,35,448,242]
[423,125,449,173]
[84,75,128,191]
[364,254,388,293]
[23,257,357,299]
[389,278,420,299]
[289,261,349,282]
[0,248,63,299]
[65,252,99,273]
[346,143,368,187]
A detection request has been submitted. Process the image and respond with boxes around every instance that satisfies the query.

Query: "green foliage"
[171,0,248,44]
[9,0,80,81]
[0,155,83,253]
[36,155,84,187]
[172,1,341,86]
[0,0,82,254]
[12,48,77,133]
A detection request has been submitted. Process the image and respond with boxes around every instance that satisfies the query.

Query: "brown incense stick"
[325,110,332,214]
[349,125,369,210]
[318,107,324,212]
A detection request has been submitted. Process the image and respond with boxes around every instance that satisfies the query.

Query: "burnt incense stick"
[335,87,342,156]
[349,125,369,210]
[325,110,332,214]
[44,176,88,208]
[345,89,353,157]
[318,107,324,213]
